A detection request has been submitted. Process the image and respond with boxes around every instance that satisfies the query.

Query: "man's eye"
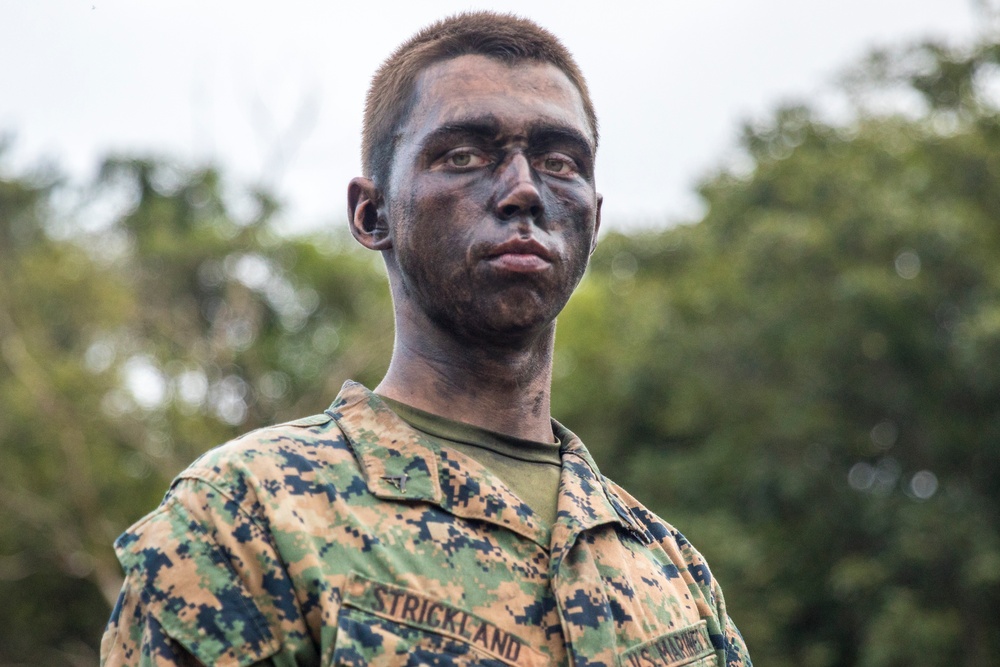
[444,151,487,168]
[536,155,577,176]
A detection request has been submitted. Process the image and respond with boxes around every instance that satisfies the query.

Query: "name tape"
[343,574,546,666]
[620,620,715,667]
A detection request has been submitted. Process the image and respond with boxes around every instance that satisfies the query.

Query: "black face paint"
[384,55,600,348]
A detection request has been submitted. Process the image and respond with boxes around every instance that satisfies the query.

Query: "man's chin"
[436,309,557,348]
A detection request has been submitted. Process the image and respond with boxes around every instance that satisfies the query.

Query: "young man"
[102,12,752,667]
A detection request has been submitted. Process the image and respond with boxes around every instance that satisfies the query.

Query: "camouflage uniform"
[102,381,752,667]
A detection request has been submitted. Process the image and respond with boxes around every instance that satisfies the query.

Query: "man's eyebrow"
[527,123,594,160]
[419,116,503,150]
[418,116,594,158]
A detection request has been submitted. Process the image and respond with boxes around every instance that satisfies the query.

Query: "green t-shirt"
[378,396,562,528]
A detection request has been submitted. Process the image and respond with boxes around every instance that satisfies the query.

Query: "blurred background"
[2,1,999,665]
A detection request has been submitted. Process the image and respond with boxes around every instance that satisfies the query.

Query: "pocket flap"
[339,572,548,667]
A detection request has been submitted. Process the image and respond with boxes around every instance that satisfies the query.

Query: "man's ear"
[347,177,392,251]
[590,193,603,255]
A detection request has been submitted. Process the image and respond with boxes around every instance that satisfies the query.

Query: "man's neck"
[374,308,556,443]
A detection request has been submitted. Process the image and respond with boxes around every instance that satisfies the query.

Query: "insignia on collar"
[381,474,409,493]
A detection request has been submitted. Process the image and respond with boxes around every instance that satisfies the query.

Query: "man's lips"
[484,238,553,273]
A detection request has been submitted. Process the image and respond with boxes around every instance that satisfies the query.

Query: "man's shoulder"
[603,478,704,551]
[602,478,675,538]
[178,410,359,494]
[116,410,369,554]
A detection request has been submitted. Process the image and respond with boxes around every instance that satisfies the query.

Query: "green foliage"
[1,34,999,667]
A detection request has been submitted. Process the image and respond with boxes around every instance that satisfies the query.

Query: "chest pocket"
[329,573,546,667]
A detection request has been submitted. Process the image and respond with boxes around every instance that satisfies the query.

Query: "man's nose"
[494,153,543,222]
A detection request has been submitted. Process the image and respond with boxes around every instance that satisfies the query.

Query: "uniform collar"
[327,381,651,551]
[327,380,443,504]
[553,421,654,549]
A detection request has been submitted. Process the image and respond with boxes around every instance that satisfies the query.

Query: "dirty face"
[382,54,602,345]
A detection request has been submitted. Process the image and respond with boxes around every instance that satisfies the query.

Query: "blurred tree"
[553,35,1000,667]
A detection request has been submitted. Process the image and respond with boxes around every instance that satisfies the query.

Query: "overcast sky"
[0,0,985,233]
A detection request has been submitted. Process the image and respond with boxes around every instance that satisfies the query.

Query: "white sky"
[0,0,985,233]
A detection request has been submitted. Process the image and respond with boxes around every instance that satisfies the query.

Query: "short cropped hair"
[362,11,598,189]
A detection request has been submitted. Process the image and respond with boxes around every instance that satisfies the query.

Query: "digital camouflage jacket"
[101,381,752,667]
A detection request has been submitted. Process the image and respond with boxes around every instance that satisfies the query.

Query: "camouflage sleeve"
[712,576,753,667]
[100,477,312,666]
[100,576,206,667]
